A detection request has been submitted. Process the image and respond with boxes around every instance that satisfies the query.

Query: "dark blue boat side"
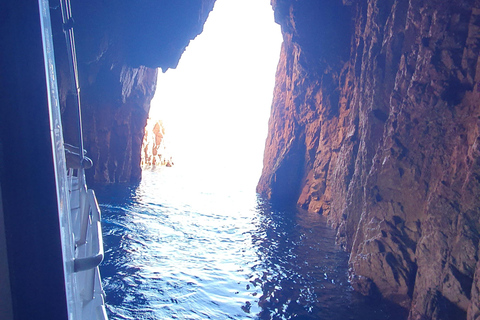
[0,1,69,319]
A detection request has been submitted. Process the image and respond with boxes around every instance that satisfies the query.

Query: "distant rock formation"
[258,0,480,319]
[141,119,174,168]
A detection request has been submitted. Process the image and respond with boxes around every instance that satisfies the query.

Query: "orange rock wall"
[258,0,480,318]
[141,119,173,167]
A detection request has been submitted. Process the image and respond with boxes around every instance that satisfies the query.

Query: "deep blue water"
[95,168,406,320]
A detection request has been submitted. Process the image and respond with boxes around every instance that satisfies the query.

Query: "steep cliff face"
[258,0,480,319]
[66,0,214,183]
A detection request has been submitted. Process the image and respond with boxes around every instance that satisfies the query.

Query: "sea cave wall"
[61,0,215,183]
[258,0,480,319]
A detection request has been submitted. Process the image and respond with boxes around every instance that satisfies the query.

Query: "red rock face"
[141,119,173,167]
[80,65,158,183]
[259,0,480,318]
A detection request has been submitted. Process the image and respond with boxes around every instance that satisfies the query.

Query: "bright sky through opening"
[149,0,282,189]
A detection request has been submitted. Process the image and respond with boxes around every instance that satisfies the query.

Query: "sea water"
[96,167,406,320]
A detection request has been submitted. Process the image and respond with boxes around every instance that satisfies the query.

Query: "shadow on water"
[94,183,152,318]
[95,170,407,320]
[251,199,407,320]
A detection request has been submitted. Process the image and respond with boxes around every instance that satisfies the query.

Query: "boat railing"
[40,0,107,316]
[67,165,107,317]
[73,187,104,273]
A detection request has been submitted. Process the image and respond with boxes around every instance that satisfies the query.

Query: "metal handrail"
[59,0,85,164]
[75,182,90,246]
[73,176,104,273]
[59,0,106,298]
[66,144,106,310]
[43,0,107,315]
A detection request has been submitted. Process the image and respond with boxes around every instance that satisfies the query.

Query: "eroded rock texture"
[65,0,214,183]
[141,119,173,167]
[258,0,480,319]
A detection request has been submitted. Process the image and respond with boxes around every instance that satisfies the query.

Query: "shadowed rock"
[258,0,480,319]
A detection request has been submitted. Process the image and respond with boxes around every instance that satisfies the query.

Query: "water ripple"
[96,168,406,320]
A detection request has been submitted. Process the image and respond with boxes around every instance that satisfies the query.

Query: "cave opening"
[99,1,289,317]
[142,0,282,191]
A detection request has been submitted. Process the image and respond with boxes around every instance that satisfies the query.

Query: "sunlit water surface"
[96,168,405,320]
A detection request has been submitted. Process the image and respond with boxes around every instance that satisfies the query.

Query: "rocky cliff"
[258,0,480,319]
[63,0,214,183]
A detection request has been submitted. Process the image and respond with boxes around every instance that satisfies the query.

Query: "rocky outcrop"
[62,0,214,183]
[258,0,480,319]
[141,119,173,167]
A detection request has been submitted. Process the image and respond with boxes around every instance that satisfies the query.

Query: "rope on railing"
[59,0,85,166]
